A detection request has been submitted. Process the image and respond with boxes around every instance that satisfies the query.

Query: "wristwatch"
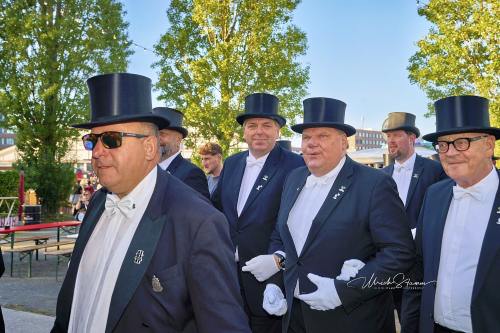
[274,253,286,271]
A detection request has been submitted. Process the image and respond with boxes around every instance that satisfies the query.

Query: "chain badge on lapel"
[333,185,347,200]
[152,275,164,292]
[133,250,144,264]
[262,175,269,181]
[413,173,419,179]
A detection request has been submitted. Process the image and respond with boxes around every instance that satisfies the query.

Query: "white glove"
[336,259,365,281]
[262,284,287,316]
[297,273,341,311]
[242,254,279,282]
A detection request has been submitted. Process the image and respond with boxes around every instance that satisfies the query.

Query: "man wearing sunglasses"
[401,95,500,333]
[52,73,250,333]
[152,107,210,199]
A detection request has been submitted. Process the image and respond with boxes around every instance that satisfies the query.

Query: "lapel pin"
[497,218,500,225]
[256,185,263,191]
[133,250,144,264]
[333,194,339,200]
[497,207,500,214]
[339,186,346,192]
[152,275,164,292]
[262,175,269,181]
[413,174,419,179]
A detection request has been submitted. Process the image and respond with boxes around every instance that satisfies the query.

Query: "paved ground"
[3,308,54,333]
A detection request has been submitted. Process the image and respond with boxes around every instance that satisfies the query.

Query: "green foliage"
[0,0,132,213]
[408,0,499,125]
[154,0,309,156]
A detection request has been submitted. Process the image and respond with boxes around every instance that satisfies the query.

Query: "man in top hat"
[401,95,500,333]
[52,73,250,333]
[262,97,415,333]
[151,107,210,198]
[212,93,304,333]
[381,112,446,320]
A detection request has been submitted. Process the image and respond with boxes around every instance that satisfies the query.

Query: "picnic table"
[0,221,81,277]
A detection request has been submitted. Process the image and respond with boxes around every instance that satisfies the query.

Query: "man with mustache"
[264,97,415,333]
[152,107,210,198]
[402,96,500,333]
[212,93,304,333]
[381,112,446,321]
[52,73,250,333]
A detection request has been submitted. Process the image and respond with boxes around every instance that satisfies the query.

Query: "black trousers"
[0,306,5,333]
[434,323,465,333]
[288,298,306,333]
[237,265,281,333]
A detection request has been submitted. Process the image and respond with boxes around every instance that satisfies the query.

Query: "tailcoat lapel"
[105,168,169,332]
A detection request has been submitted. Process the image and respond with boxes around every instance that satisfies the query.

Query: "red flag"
[18,170,25,221]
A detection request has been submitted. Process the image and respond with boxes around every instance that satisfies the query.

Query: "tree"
[0,0,132,214]
[408,0,499,125]
[154,0,309,155]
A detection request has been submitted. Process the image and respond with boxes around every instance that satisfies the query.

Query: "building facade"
[347,129,386,152]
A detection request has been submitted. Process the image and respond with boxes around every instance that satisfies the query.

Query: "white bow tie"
[305,174,331,188]
[452,186,482,201]
[394,164,408,172]
[246,156,265,168]
[105,195,136,219]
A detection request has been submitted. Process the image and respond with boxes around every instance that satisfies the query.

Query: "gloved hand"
[242,254,280,282]
[336,259,365,281]
[297,273,341,311]
[263,284,287,316]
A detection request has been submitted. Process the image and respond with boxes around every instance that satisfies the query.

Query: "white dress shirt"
[237,151,270,216]
[68,167,157,333]
[434,167,498,333]
[158,151,181,171]
[287,156,346,297]
[392,152,416,205]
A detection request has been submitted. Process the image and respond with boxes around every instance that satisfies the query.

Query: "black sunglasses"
[82,131,149,151]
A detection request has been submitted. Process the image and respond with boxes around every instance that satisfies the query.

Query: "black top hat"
[422,95,500,142]
[72,73,169,129]
[381,112,420,137]
[152,107,188,137]
[291,97,356,137]
[276,139,292,151]
[236,93,286,127]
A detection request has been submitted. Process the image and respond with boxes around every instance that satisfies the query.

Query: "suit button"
[297,261,302,266]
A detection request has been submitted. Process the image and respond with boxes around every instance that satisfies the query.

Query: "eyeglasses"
[433,135,488,153]
[82,131,149,151]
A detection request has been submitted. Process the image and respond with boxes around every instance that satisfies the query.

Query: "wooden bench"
[44,247,74,280]
[11,235,50,260]
[3,240,76,277]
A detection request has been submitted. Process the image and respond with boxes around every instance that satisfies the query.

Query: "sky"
[121,0,437,137]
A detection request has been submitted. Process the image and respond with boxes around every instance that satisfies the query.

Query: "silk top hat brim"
[291,97,356,137]
[72,73,170,130]
[152,107,188,137]
[236,93,286,127]
[422,95,500,142]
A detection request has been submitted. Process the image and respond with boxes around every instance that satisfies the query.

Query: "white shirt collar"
[159,151,181,171]
[306,156,346,187]
[394,151,416,171]
[456,166,498,193]
[247,151,270,163]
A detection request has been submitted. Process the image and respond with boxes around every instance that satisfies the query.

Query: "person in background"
[198,142,224,197]
[212,93,304,333]
[0,247,4,332]
[73,189,92,222]
[152,107,210,199]
[380,112,446,322]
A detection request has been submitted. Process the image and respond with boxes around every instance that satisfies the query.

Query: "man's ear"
[144,136,159,161]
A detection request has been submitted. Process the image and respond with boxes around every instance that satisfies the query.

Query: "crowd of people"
[21,72,497,333]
